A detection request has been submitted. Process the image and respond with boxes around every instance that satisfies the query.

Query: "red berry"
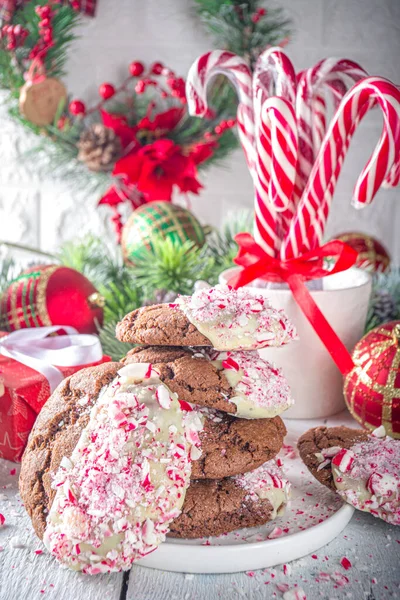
[69,100,86,116]
[135,80,146,94]
[151,62,164,75]
[99,83,116,100]
[43,30,52,44]
[39,18,50,28]
[36,5,51,18]
[226,119,236,128]
[258,8,266,16]
[7,40,16,50]
[129,61,144,77]
[13,24,21,36]
[251,14,260,23]
[57,116,67,129]
[214,125,223,135]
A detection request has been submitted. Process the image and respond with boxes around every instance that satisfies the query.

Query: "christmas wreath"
[0,0,291,237]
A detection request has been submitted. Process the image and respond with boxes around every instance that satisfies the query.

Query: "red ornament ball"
[99,83,116,100]
[333,232,390,273]
[129,61,144,77]
[0,265,104,334]
[69,99,86,116]
[344,321,400,439]
[151,62,164,75]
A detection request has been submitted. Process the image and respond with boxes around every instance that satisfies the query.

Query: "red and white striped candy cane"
[283,76,400,259]
[252,48,297,251]
[186,50,256,175]
[296,59,368,198]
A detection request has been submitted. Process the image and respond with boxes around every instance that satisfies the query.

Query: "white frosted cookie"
[175,284,297,350]
[43,363,203,573]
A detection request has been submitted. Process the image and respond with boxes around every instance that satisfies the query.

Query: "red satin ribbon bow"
[229,233,359,376]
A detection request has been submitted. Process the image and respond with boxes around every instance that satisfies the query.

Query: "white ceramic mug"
[219,267,372,419]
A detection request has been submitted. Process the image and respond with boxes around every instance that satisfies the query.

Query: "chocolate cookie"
[20,365,285,540]
[123,346,233,413]
[297,426,368,491]
[124,346,294,419]
[192,411,286,479]
[20,361,122,539]
[169,460,291,539]
[116,285,297,351]
[116,304,210,347]
[298,426,400,526]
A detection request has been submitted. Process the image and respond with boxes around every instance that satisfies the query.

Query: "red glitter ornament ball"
[99,83,116,100]
[129,61,144,77]
[0,265,104,334]
[344,321,400,439]
[69,99,86,116]
[333,232,390,273]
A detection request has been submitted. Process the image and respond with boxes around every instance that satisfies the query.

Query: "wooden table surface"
[0,411,399,600]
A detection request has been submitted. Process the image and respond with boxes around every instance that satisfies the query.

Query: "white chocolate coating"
[329,436,400,525]
[236,460,291,518]
[175,284,297,350]
[43,363,203,573]
[209,350,294,419]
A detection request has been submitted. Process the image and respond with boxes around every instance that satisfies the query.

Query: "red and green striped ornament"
[0,265,104,334]
[121,201,206,266]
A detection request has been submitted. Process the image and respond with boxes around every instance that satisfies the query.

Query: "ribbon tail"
[287,274,355,376]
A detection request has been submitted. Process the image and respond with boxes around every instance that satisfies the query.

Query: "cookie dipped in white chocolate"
[330,431,400,525]
[209,350,294,419]
[43,363,203,573]
[175,284,297,351]
[235,460,291,518]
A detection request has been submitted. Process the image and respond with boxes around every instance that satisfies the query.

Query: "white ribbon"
[0,326,103,393]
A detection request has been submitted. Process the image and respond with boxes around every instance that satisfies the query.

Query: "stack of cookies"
[19,284,298,573]
[117,284,297,539]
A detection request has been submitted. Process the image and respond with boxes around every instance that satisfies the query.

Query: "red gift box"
[0,331,110,462]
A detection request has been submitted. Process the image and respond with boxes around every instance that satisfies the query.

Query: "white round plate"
[138,427,354,574]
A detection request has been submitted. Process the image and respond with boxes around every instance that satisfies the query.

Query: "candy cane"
[295,59,368,198]
[283,77,400,259]
[186,50,256,175]
[252,48,298,249]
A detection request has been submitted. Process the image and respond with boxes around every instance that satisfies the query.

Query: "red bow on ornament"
[0,0,96,23]
[229,233,358,376]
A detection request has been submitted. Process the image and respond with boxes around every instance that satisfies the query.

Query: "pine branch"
[132,238,217,295]
[98,320,132,361]
[0,257,18,295]
[194,0,292,68]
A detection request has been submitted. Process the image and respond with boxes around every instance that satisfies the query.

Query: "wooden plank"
[0,460,124,600]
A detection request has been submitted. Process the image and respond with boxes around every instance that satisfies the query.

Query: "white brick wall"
[0,0,399,259]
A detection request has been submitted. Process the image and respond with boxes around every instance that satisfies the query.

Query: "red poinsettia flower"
[101,109,138,149]
[137,107,184,134]
[113,139,203,201]
[98,175,145,209]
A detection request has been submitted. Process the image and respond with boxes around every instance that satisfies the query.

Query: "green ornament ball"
[122,201,206,266]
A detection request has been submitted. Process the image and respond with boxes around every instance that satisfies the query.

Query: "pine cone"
[77,124,122,172]
[371,289,397,324]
